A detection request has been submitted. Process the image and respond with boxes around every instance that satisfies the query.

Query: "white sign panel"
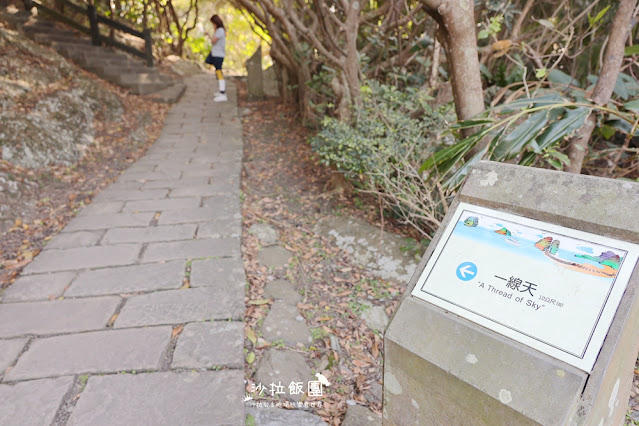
[411,203,639,372]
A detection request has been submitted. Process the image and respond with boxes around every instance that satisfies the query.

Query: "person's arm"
[210,33,219,44]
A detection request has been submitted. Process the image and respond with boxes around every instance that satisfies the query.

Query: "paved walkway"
[0,75,245,425]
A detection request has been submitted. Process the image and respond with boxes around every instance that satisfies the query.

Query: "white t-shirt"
[211,27,226,58]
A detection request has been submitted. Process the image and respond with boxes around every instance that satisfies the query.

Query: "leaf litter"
[237,81,416,424]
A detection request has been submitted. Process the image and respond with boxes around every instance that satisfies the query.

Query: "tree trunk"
[422,0,485,147]
[566,0,637,174]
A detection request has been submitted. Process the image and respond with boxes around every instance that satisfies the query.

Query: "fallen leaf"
[248,299,270,305]
[172,325,184,339]
[352,360,370,367]
[107,313,119,327]
[246,328,257,345]
[246,352,256,364]
[371,340,379,359]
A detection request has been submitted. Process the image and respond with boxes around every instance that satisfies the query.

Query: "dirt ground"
[237,80,421,424]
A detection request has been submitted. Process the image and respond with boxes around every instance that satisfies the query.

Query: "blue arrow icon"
[456,262,477,281]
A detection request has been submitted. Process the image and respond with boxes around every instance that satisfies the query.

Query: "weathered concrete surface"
[246,45,264,99]
[66,261,185,297]
[257,246,293,269]
[1,271,75,302]
[246,406,327,425]
[114,287,243,328]
[67,371,244,425]
[142,238,240,262]
[0,377,74,426]
[45,231,103,249]
[102,224,197,244]
[172,322,243,369]
[384,161,639,426]
[263,279,301,304]
[342,404,382,426]
[359,301,389,333]
[249,223,279,246]
[261,301,311,346]
[255,350,313,402]
[0,338,28,372]
[5,327,171,381]
[0,297,119,338]
[190,257,245,288]
[316,217,421,283]
[22,244,141,273]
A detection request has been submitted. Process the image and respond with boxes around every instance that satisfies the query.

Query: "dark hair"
[210,14,224,30]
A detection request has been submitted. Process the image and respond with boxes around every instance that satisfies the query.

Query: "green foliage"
[421,84,639,189]
[311,82,452,180]
[311,82,456,237]
[478,15,503,40]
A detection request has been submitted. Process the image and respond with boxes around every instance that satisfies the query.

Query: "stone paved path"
[0,75,245,425]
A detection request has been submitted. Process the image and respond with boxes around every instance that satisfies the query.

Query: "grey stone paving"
[261,301,312,346]
[342,404,382,426]
[67,371,244,425]
[255,350,313,403]
[0,76,246,424]
[246,406,327,425]
[263,279,302,303]
[22,244,141,273]
[172,322,243,369]
[0,338,28,372]
[249,223,280,246]
[115,286,243,327]
[0,377,74,426]
[66,260,185,297]
[0,297,120,338]
[1,271,75,302]
[190,257,245,288]
[257,246,293,269]
[359,301,390,333]
[101,224,197,244]
[5,327,171,381]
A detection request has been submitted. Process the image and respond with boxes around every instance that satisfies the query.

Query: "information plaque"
[411,203,639,372]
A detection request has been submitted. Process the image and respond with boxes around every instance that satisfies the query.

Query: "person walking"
[207,14,227,102]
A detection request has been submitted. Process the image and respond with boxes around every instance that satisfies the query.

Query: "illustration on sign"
[411,203,639,372]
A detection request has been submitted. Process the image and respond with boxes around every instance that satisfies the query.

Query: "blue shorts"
[205,54,224,70]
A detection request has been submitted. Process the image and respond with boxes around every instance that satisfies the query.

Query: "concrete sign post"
[383,161,639,425]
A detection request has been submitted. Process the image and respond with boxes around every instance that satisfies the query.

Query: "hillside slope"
[0,14,168,284]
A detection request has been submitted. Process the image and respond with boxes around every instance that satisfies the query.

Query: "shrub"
[310,81,457,238]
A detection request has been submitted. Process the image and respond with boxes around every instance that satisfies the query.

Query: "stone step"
[23,23,60,34]
[86,64,151,76]
[12,14,182,102]
[66,50,131,66]
[146,82,186,104]
[116,72,173,85]
[126,81,174,96]
[36,33,90,45]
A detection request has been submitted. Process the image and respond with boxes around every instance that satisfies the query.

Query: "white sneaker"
[214,93,227,102]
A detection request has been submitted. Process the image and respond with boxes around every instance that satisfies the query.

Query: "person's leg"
[213,57,226,101]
